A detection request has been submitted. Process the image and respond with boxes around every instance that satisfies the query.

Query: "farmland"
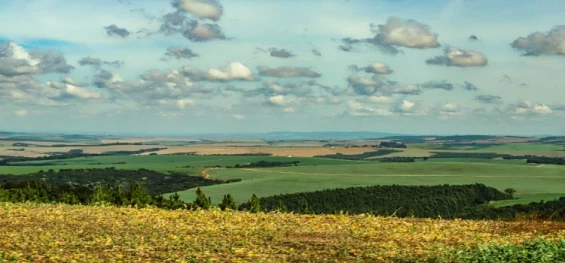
[1,203,564,262]
[2,133,565,207]
[2,153,565,206]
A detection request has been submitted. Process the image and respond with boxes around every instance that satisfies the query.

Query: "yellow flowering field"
[0,203,564,262]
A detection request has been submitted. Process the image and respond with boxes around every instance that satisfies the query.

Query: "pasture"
[2,141,565,207]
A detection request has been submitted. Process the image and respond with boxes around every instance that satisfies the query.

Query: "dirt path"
[201,168,213,179]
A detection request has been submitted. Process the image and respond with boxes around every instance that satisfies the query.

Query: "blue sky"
[1,0,565,135]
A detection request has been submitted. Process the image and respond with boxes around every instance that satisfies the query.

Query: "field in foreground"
[1,203,565,262]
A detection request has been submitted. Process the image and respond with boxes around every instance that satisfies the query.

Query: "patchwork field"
[3,153,565,207]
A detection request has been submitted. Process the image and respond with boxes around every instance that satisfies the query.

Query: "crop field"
[2,154,565,206]
[1,203,564,262]
[172,159,565,205]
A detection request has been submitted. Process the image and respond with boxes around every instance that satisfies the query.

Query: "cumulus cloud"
[361,95,394,104]
[392,100,427,115]
[14,110,28,117]
[161,47,199,61]
[511,26,565,56]
[182,62,254,82]
[0,42,73,77]
[183,23,226,41]
[283,107,296,113]
[463,81,479,91]
[160,12,226,42]
[176,98,194,109]
[346,75,420,96]
[439,103,460,116]
[350,62,393,75]
[48,79,102,100]
[340,17,440,54]
[232,114,245,120]
[173,0,224,21]
[475,95,503,104]
[267,95,287,106]
[268,48,294,58]
[311,49,322,56]
[346,101,394,116]
[104,24,131,38]
[257,66,321,78]
[239,80,313,97]
[78,56,124,68]
[426,47,488,67]
[509,101,552,116]
[92,68,228,109]
[420,80,455,91]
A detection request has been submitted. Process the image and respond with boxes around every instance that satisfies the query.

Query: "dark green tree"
[249,194,261,213]
[219,194,236,211]
[194,188,212,209]
[504,188,517,198]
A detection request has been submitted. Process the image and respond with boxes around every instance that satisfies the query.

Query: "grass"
[410,143,565,152]
[2,155,565,207]
[172,160,565,205]
[1,202,564,262]
[0,155,358,175]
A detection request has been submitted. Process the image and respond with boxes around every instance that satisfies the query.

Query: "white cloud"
[427,47,488,67]
[268,95,286,106]
[283,107,296,113]
[174,0,223,21]
[14,110,28,117]
[347,100,394,116]
[364,95,394,104]
[366,63,393,75]
[232,114,246,119]
[176,98,194,109]
[207,62,254,81]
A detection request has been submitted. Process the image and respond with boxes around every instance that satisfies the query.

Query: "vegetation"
[239,184,513,218]
[1,148,166,164]
[377,157,416,162]
[228,160,300,168]
[0,168,236,196]
[379,141,407,148]
[315,149,401,160]
[1,202,564,262]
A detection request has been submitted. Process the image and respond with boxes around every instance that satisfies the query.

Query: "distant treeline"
[12,142,156,147]
[430,152,565,165]
[377,157,415,162]
[0,148,166,165]
[228,160,300,168]
[0,168,236,196]
[315,150,401,160]
[379,141,407,148]
[238,184,512,218]
[208,153,273,156]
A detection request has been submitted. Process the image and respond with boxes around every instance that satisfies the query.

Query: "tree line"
[227,160,300,168]
[315,150,401,160]
[0,168,238,196]
[238,184,512,218]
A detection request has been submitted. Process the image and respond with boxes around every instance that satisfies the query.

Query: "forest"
[0,168,237,196]
[238,184,512,218]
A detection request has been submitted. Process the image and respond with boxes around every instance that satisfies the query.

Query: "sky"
[1,0,565,136]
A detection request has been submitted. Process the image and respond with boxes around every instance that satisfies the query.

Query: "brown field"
[143,146,371,157]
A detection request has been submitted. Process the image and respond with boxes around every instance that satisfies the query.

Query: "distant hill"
[180,131,403,140]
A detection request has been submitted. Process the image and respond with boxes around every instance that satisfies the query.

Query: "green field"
[2,151,565,207]
[410,143,565,151]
